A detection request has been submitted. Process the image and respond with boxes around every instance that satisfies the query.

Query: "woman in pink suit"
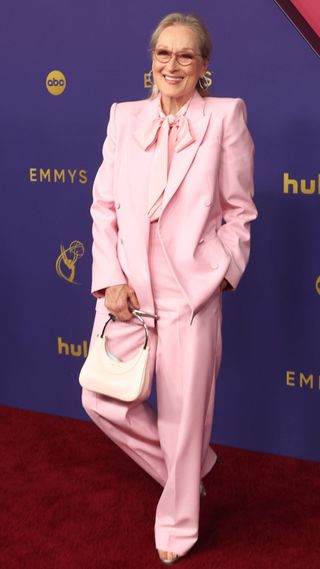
[82,12,257,564]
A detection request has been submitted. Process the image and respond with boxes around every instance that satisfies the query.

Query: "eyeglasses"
[153,48,202,66]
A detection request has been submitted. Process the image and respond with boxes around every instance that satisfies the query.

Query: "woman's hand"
[104,284,140,321]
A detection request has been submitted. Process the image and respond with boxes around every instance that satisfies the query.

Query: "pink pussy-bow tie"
[135,115,195,217]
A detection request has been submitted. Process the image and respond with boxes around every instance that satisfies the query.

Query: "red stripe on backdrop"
[274,0,320,55]
[291,0,320,36]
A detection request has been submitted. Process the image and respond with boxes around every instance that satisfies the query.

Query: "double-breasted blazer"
[90,90,258,326]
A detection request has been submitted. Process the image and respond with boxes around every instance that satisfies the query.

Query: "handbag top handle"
[100,311,149,349]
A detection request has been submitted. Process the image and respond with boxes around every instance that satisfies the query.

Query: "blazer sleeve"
[217,98,258,290]
[90,102,128,298]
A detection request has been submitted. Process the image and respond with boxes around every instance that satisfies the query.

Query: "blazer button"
[198,237,205,244]
[115,201,120,209]
[204,200,212,207]
[212,263,219,270]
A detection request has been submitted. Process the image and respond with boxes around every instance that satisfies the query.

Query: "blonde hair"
[149,13,212,98]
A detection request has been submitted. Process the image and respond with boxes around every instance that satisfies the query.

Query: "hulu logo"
[57,337,88,358]
[283,173,320,195]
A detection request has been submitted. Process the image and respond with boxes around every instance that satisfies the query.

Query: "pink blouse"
[149,96,192,222]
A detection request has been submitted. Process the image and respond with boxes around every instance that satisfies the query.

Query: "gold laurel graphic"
[55,240,84,284]
[316,275,320,295]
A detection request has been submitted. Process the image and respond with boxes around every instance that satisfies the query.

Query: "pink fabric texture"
[138,97,194,221]
[90,91,258,323]
[84,89,257,556]
[82,219,222,555]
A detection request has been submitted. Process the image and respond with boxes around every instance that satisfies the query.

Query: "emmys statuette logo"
[46,70,66,95]
[316,275,320,295]
[56,240,84,284]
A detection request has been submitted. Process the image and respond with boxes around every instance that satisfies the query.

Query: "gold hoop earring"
[198,74,210,90]
[147,69,154,86]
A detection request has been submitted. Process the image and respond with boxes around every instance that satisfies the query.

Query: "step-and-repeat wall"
[1,1,319,462]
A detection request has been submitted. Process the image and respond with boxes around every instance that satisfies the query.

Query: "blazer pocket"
[197,231,230,270]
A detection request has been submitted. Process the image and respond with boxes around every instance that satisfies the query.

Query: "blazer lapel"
[162,91,211,213]
[130,91,211,220]
[126,98,160,246]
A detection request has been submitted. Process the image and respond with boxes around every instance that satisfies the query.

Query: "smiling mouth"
[163,75,184,84]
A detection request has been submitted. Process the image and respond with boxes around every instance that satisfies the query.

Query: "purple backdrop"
[1,0,319,462]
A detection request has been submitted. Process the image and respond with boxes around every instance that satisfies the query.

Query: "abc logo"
[46,70,66,95]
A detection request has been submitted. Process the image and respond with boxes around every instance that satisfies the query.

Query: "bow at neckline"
[134,113,195,153]
[133,96,197,218]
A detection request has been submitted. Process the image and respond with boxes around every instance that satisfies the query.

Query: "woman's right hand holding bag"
[104,284,141,321]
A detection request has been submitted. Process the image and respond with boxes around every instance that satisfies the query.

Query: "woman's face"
[152,25,208,106]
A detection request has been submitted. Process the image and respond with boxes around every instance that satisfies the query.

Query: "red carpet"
[1,405,319,569]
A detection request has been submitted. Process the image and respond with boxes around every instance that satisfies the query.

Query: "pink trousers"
[82,220,223,556]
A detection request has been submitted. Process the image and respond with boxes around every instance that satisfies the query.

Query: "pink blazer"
[90,90,258,326]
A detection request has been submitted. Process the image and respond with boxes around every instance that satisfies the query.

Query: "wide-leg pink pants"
[82,220,223,556]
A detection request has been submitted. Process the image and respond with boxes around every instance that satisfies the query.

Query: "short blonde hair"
[149,13,212,98]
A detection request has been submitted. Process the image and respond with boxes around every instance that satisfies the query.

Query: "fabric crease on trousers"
[82,219,223,556]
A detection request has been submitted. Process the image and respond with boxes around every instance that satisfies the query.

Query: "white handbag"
[79,309,156,402]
